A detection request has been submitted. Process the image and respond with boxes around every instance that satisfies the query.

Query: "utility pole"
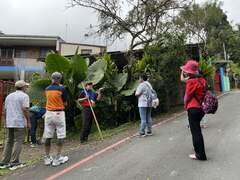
[65,24,68,41]
[223,42,227,61]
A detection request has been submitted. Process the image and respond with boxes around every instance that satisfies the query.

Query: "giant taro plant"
[28,52,140,129]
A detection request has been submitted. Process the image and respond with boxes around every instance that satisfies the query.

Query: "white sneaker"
[52,156,69,167]
[30,144,37,148]
[44,156,53,166]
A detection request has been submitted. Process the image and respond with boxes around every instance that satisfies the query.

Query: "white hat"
[15,80,29,88]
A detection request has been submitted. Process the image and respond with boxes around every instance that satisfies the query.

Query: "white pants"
[43,111,66,139]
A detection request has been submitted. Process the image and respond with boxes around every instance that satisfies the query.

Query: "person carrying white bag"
[135,73,159,137]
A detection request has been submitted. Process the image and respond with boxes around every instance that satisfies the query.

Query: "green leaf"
[89,59,107,72]
[86,59,107,85]
[45,53,70,75]
[28,79,51,106]
[120,80,139,96]
[111,73,128,91]
[71,54,88,84]
[199,58,215,78]
[31,79,51,90]
[28,88,46,107]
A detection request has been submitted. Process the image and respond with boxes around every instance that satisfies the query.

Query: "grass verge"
[67,121,139,142]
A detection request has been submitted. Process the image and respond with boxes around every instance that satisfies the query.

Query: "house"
[60,42,106,56]
[0,34,107,81]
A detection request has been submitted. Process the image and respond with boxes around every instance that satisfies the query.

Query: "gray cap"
[15,80,29,88]
[51,72,62,82]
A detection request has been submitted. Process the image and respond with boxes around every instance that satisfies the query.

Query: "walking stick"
[81,83,103,140]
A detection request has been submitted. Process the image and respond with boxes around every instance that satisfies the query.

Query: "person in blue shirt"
[29,105,46,147]
[78,82,102,144]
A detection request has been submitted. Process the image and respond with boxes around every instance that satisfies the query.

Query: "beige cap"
[15,80,29,88]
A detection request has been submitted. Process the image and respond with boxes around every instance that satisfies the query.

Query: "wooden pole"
[81,83,103,140]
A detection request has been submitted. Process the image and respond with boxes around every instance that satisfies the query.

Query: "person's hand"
[91,100,96,106]
[42,114,46,119]
[85,95,89,100]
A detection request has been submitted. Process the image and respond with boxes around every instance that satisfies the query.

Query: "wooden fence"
[0,80,15,125]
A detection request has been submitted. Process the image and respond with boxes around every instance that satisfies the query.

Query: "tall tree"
[227,26,240,63]
[70,0,192,50]
[176,0,233,58]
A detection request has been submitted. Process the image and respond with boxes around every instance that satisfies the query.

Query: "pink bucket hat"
[180,60,199,75]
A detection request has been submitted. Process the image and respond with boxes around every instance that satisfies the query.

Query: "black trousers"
[188,108,207,160]
[30,112,42,144]
[80,107,93,142]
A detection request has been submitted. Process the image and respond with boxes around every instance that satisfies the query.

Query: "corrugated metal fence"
[0,80,14,146]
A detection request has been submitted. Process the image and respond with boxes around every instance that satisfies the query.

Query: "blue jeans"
[139,107,152,134]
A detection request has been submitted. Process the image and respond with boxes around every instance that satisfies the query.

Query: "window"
[15,49,27,58]
[81,49,92,54]
[37,48,51,62]
[0,48,14,59]
[39,48,50,58]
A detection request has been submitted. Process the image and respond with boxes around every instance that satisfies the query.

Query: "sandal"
[201,124,208,129]
[189,154,198,160]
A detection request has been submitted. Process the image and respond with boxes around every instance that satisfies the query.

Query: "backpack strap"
[143,81,153,90]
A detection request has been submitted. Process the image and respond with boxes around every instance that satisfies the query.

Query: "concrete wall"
[60,43,106,56]
[13,58,45,80]
[0,47,47,80]
[14,58,45,70]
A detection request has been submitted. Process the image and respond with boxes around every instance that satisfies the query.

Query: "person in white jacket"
[135,73,153,137]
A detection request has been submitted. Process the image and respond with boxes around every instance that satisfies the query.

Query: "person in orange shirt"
[43,72,69,167]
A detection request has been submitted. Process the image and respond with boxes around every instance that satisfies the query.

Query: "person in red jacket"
[180,60,207,161]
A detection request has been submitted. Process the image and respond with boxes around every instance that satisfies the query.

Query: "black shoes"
[0,162,10,169]
[80,137,88,144]
[0,162,26,170]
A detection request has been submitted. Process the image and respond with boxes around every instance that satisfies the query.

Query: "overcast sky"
[0,0,239,51]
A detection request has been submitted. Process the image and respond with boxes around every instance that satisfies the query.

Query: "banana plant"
[199,56,216,78]
[84,58,107,85]
[120,80,139,96]
[28,52,140,128]
[95,54,129,111]
[28,51,88,128]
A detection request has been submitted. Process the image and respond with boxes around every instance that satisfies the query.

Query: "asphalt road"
[4,91,240,180]
[58,92,240,180]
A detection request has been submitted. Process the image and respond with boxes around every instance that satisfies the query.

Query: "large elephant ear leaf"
[28,79,51,106]
[86,59,107,85]
[45,53,70,75]
[111,73,128,91]
[90,59,107,71]
[120,80,139,96]
[71,54,88,84]
[31,79,51,90]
